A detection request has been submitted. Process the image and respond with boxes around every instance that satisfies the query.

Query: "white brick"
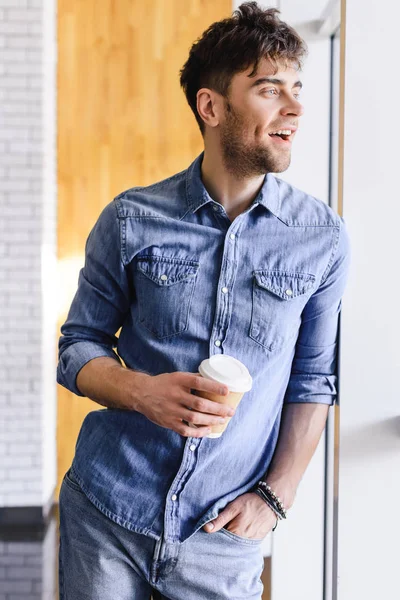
[4,259,40,272]
[9,140,42,154]
[8,167,41,180]
[26,50,42,63]
[1,381,33,394]
[1,480,27,493]
[0,75,28,89]
[7,565,42,579]
[0,153,30,166]
[28,75,42,89]
[5,61,42,76]
[8,193,41,206]
[28,22,42,36]
[0,455,33,467]
[8,467,41,480]
[0,22,29,35]
[0,49,26,62]
[0,183,33,196]
[4,394,37,407]
[2,434,40,449]
[24,555,43,566]
[0,555,25,567]
[30,127,43,141]
[0,1,28,7]
[7,443,40,457]
[3,493,41,505]
[0,127,30,141]
[7,35,42,49]
[6,542,41,556]
[2,405,41,420]
[1,116,41,130]
[7,9,41,22]
[4,89,41,102]
[0,581,33,594]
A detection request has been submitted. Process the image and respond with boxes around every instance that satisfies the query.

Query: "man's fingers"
[176,421,211,438]
[182,373,229,397]
[182,408,227,427]
[181,392,235,418]
[203,505,238,533]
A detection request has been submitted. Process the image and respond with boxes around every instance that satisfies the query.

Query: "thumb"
[203,510,232,534]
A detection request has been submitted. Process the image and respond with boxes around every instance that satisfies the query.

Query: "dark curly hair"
[180,2,307,134]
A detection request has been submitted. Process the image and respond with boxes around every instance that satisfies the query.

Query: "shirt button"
[230,233,236,240]
[285,289,293,296]
[171,494,177,501]
[160,274,168,281]
[189,444,196,451]
[212,205,219,211]
[221,287,228,294]
[214,340,221,347]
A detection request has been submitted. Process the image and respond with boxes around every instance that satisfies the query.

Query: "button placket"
[210,225,241,354]
[165,437,200,540]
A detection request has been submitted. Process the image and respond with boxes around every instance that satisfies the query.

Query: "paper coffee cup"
[194,354,252,438]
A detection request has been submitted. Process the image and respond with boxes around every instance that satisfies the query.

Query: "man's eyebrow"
[250,77,303,89]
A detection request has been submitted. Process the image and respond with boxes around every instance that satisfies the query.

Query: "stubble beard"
[220,100,292,179]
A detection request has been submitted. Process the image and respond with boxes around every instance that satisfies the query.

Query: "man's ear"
[197,88,222,130]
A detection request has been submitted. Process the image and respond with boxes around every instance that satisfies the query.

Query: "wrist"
[261,477,296,510]
[125,369,152,412]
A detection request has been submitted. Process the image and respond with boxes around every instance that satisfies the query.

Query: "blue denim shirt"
[57,152,350,543]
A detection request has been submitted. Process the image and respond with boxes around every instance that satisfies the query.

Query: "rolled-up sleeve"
[284,217,351,405]
[57,201,131,396]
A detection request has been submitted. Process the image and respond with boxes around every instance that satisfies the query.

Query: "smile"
[268,129,293,143]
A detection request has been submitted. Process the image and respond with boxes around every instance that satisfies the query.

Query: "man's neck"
[201,147,265,220]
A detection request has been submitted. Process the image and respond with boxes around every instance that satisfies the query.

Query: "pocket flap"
[137,255,199,286]
[253,270,315,300]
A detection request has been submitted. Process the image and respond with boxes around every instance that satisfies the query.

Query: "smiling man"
[57,3,350,599]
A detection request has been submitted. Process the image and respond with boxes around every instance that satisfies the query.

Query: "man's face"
[218,58,304,177]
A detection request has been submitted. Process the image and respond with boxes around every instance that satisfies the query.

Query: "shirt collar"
[185,152,281,218]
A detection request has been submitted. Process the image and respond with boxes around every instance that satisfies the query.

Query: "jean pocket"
[250,270,316,351]
[63,468,84,493]
[135,255,199,339]
[219,527,264,545]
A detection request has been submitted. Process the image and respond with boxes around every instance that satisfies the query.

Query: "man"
[57,2,350,599]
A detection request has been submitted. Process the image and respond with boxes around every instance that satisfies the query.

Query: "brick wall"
[0,518,57,600]
[0,0,57,509]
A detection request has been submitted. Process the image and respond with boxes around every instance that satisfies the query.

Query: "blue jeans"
[59,469,265,599]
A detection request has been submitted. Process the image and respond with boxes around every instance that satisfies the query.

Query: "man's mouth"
[268,129,294,143]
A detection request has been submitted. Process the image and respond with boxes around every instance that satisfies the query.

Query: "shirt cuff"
[57,341,122,397]
[284,373,337,405]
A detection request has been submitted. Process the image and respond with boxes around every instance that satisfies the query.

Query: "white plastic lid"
[198,354,252,393]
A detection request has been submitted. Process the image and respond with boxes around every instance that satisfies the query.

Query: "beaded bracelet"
[253,488,280,531]
[256,481,287,520]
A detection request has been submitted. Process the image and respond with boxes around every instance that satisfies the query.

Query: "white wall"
[270,34,332,600]
[337,0,400,597]
[0,0,57,511]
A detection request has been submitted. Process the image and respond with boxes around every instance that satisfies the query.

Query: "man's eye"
[293,92,301,100]
[262,89,277,96]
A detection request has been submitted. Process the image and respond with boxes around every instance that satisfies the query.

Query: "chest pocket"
[250,270,316,351]
[135,255,199,339]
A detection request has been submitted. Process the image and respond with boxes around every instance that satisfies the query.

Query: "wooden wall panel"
[57,0,231,497]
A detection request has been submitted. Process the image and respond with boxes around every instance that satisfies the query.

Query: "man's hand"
[134,371,235,437]
[203,492,277,540]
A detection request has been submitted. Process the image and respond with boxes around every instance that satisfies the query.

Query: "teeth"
[272,129,292,136]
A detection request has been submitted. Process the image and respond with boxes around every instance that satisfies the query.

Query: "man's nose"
[281,99,304,118]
